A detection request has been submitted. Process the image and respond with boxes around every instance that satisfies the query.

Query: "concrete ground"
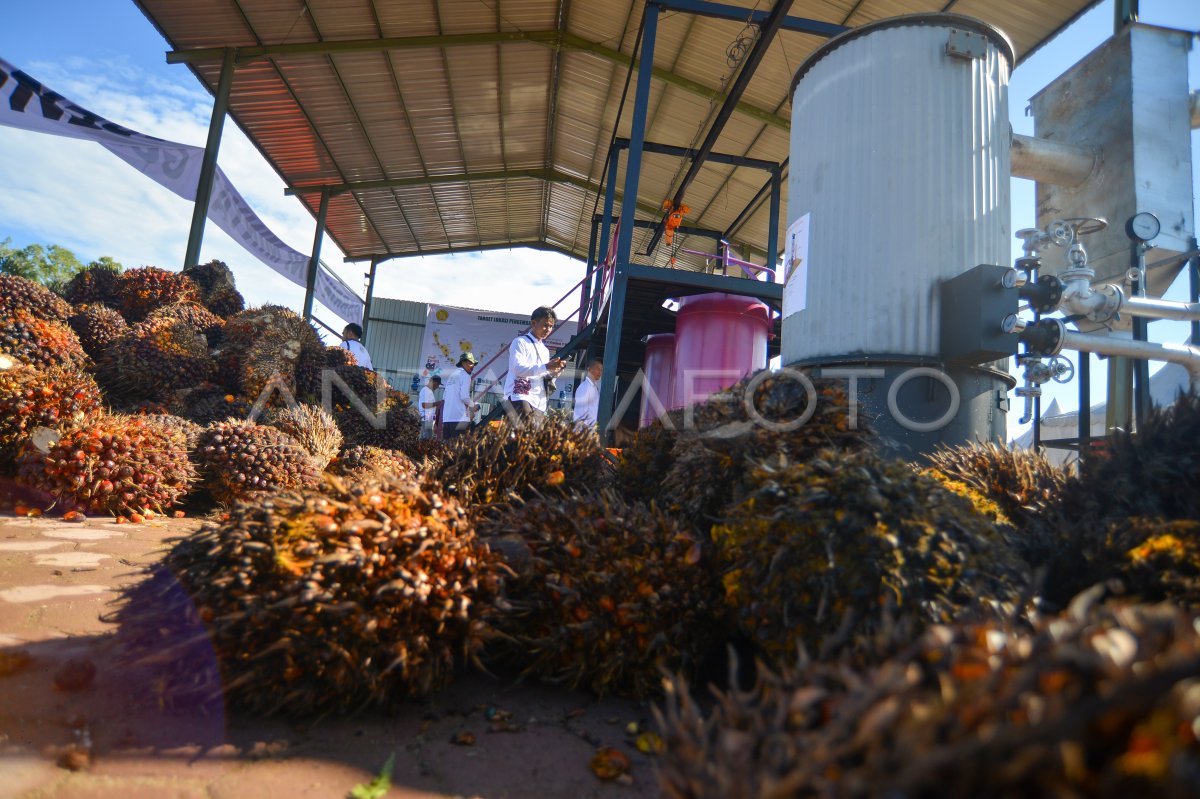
[0,512,663,799]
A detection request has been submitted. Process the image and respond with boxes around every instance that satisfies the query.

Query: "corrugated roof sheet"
[134,0,1100,274]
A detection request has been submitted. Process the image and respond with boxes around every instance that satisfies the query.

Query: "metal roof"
[134,0,1100,274]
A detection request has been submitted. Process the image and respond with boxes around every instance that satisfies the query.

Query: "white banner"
[0,57,364,325]
[418,304,578,399]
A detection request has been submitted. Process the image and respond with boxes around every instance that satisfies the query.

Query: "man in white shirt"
[418,374,442,440]
[502,306,565,423]
[340,323,373,370]
[442,352,479,440]
[572,357,603,431]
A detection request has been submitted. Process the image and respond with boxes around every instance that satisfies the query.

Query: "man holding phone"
[503,305,566,423]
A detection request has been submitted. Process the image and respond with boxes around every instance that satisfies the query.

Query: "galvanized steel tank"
[783,14,1015,456]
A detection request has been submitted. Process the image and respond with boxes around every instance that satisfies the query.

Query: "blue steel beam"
[594,142,622,324]
[660,0,848,37]
[624,262,782,308]
[614,3,659,266]
[596,264,630,441]
[766,167,781,266]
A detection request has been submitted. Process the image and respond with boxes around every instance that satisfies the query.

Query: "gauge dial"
[1125,212,1161,243]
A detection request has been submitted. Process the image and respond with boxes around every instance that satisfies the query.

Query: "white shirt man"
[340,324,374,369]
[502,308,565,419]
[418,376,442,440]
[441,353,479,438]
[573,358,603,429]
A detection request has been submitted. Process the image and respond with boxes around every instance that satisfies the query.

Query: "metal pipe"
[1121,295,1200,322]
[302,188,330,321]
[1190,89,1199,129]
[360,258,379,339]
[1010,132,1097,187]
[1060,329,1200,391]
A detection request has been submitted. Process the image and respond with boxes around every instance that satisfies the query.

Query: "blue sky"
[1,0,1198,439]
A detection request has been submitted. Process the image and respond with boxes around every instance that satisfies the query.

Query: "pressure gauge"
[1125,212,1161,243]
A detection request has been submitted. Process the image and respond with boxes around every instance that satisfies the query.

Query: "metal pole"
[597,264,629,444]
[593,143,622,324]
[1190,236,1199,346]
[1079,352,1091,454]
[302,188,331,321]
[183,47,236,269]
[614,2,659,266]
[766,168,781,273]
[1131,241,1151,427]
[360,257,379,340]
[581,215,600,331]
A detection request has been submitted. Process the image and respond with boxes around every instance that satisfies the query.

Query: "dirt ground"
[0,511,665,799]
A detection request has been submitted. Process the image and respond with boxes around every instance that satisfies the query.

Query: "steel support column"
[1190,237,1199,345]
[614,3,659,266]
[766,168,782,268]
[597,264,630,443]
[302,188,331,322]
[361,257,380,340]
[1079,352,1091,452]
[183,47,236,269]
[594,143,623,324]
[580,216,600,334]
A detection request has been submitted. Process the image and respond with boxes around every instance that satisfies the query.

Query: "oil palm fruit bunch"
[1101,518,1200,605]
[334,402,421,456]
[438,416,610,511]
[114,266,201,323]
[328,444,419,481]
[194,419,320,505]
[479,491,723,699]
[144,301,225,343]
[171,383,254,426]
[97,317,217,403]
[263,403,342,470]
[180,259,245,317]
[112,474,504,716]
[139,413,203,450]
[215,306,324,402]
[324,363,394,414]
[324,344,357,369]
[410,438,448,466]
[655,594,1200,799]
[59,263,123,307]
[713,448,1029,667]
[612,415,681,504]
[0,309,91,371]
[659,371,876,531]
[16,413,195,516]
[0,356,104,474]
[66,303,129,358]
[0,273,72,322]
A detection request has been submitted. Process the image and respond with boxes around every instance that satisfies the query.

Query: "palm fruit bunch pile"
[97,316,217,405]
[0,275,90,371]
[321,359,421,456]
[611,412,683,505]
[0,355,104,474]
[16,413,195,517]
[194,419,320,505]
[140,413,203,450]
[478,491,722,699]
[328,444,419,481]
[655,594,1200,799]
[60,263,122,306]
[113,265,200,322]
[66,303,129,358]
[263,403,343,470]
[1052,393,1200,607]
[925,442,1073,597]
[437,415,610,512]
[713,447,1029,666]
[181,259,245,317]
[144,300,225,344]
[624,372,875,531]
[112,475,503,716]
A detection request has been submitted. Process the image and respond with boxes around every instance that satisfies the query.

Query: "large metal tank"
[639,333,676,428]
[783,14,1015,456]
[672,293,770,410]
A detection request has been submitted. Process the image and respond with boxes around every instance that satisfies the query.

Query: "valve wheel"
[1059,217,1108,236]
[1049,355,1075,384]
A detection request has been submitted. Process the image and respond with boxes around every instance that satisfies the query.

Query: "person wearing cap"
[418,374,443,440]
[442,351,480,440]
[502,306,566,423]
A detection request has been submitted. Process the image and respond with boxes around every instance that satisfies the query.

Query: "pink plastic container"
[639,333,676,428]
[671,293,769,409]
